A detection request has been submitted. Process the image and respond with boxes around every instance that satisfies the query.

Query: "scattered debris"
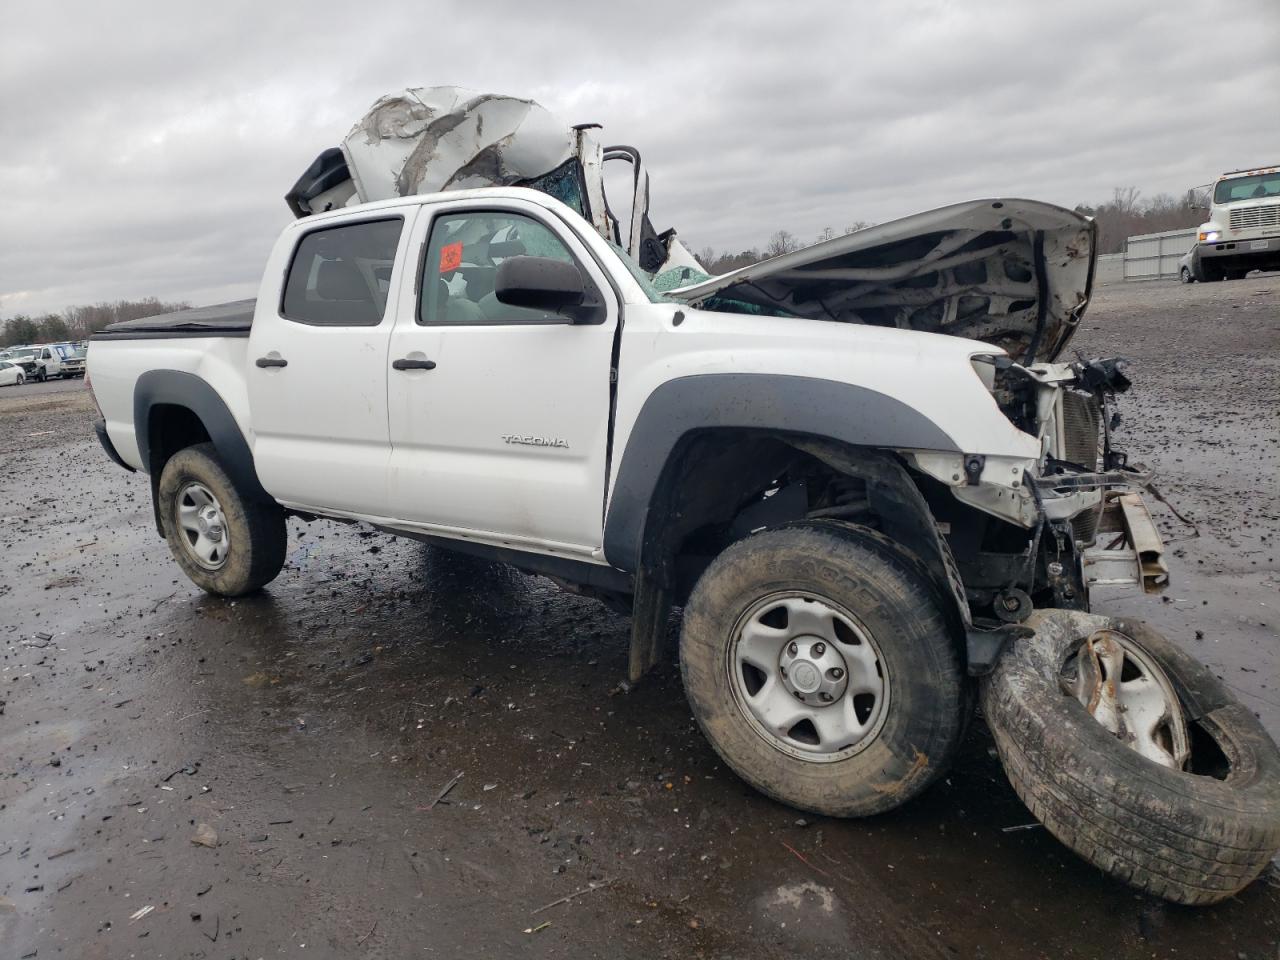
[1002,822,1044,833]
[129,905,155,922]
[531,879,615,915]
[191,823,218,848]
[523,921,552,935]
[424,771,463,810]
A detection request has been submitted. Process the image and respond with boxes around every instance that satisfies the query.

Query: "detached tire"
[982,610,1280,905]
[158,442,287,597]
[680,522,967,817]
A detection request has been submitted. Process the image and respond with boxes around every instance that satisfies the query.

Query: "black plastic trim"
[92,328,251,342]
[134,371,272,534]
[93,418,135,473]
[602,373,961,573]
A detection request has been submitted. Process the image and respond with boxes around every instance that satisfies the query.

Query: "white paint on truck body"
[90,187,1080,563]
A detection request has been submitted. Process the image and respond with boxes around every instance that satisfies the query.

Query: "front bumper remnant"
[1081,492,1168,593]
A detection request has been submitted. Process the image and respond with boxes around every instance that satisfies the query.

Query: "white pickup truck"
[85,88,1280,905]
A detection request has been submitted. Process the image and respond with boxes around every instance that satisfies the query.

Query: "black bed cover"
[93,300,255,340]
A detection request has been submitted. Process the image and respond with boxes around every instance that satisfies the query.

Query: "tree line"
[0,297,189,348]
[694,187,1205,274]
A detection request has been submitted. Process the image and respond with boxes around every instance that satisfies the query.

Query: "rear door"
[247,212,414,516]
[385,199,619,554]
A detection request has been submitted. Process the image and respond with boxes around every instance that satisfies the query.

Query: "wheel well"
[145,404,211,536]
[635,430,965,609]
[147,404,211,476]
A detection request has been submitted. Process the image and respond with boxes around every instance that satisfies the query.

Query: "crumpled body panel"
[343,88,577,200]
[669,199,1096,364]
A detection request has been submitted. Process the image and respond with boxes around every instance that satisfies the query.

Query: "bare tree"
[765,230,800,258]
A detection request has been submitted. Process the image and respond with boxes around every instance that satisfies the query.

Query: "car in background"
[3,346,43,378]
[46,342,87,378]
[0,359,26,386]
[1179,244,1202,282]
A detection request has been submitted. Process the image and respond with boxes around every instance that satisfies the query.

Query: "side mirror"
[495,256,596,320]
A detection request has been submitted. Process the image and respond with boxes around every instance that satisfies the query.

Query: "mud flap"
[628,569,671,684]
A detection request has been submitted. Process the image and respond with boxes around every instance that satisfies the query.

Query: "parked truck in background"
[85,87,1280,906]
[1195,164,1280,279]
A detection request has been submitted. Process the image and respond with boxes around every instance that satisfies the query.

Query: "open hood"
[669,199,1096,364]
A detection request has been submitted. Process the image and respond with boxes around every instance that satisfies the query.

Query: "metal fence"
[1123,228,1197,281]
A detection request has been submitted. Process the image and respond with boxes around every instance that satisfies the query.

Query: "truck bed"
[94,300,255,340]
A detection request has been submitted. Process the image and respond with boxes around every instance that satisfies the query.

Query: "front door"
[247,213,413,516]
[386,200,618,555]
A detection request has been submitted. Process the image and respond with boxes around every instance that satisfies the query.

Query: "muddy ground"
[1,276,1277,959]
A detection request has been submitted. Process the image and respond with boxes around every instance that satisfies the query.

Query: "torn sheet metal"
[668,199,1096,364]
[345,88,577,199]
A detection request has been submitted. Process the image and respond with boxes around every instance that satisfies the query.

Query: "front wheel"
[680,522,967,817]
[982,610,1280,904]
[1179,267,1192,284]
[158,442,287,596]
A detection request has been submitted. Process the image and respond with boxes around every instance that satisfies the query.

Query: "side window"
[281,217,403,326]
[419,211,580,325]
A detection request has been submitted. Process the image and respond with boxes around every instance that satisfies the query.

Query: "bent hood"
[669,199,1096,363]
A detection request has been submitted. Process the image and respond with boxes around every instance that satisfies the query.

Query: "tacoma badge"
[502,434,569,448]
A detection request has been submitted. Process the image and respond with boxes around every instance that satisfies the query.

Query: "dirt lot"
[1,276,1277,959]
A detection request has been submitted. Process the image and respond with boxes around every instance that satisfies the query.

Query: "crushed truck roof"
[281,85,1097,363]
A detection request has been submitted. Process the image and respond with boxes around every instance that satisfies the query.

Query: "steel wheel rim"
[176,481,231,571]
[726,591,890,763]
[1061,628,1190,770]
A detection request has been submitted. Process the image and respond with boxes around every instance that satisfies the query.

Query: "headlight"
[1199,230,1221,242]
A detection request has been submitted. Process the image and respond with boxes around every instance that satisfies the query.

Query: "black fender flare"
[134,370,271,534]
[602,373,961,574]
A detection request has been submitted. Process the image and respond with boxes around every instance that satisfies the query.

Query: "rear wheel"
[680,522,967,817]
[158,443,287,596]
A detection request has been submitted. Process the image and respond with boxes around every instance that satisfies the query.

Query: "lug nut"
[812,642,826,656]
[829,667,844,680]
[818,692,833,702]
[787,642,798,656]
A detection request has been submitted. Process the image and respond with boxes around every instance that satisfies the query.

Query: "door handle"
[392,358,437,370]
[255,356,288,368]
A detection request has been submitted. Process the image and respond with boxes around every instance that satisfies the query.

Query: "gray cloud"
[2,0,1277,316]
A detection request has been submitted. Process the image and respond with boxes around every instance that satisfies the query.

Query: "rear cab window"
[281,217,404,326]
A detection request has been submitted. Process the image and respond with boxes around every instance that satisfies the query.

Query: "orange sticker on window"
[439,242,463,273]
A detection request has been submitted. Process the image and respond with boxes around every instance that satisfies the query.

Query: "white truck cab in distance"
[1195,164,1280,280]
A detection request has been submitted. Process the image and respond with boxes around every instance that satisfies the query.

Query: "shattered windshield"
[519,160,587,219]
[606,241,677,303]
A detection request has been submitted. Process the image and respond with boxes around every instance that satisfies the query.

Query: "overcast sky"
[2,0,1277,318]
